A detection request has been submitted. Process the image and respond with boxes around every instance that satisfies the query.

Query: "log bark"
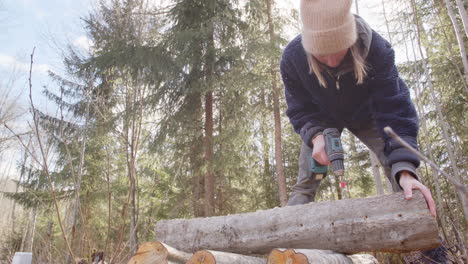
[267,249,378,264]
[155,192,440,254]
[187,250,266,264]
[127,242,192,264]
[347,254,379,264]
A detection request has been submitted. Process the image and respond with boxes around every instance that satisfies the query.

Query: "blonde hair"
[307,44,368,88]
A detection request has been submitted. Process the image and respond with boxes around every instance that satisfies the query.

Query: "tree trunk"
[23,208,37,252]
[354,0,359,15]
[156,192,440,254]
[411,0,468,236]
[66,91,90,264]
[411,0,463,189]
[129,161,138,256]
[333,175,343,200]
[455,0,468,38]
[381,0,393,44]
[432,0,468,94]
[11,145,29,233]
[266,0,287,207]
[20,209,31,252]
[267,249,378,264]
[187,250,266,264]
[444,0,468,83]
[261,82,277,208]
[401,17,446,235]
[123,81,144,256]
[46,221,53,262]
[191,94,205,217]
[204,7,216,215]
[204,92,215,216]
[369,152,384,195]
[127,242,192,264]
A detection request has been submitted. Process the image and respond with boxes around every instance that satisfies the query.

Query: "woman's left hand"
[399,171,437,217]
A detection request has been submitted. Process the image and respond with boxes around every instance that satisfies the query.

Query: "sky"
[0,0,386,107]
[0,0,96,181]
[0,0,389,180]
[0,0,95,105]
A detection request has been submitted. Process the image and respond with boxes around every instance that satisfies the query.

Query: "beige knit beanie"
[300,0,357,55]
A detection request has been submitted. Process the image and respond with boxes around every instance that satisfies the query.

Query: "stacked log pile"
[127,243,378,264]
[128,192,440,264]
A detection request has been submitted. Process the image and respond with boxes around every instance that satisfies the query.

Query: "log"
[186,250,266,264]
[155,192,440,254]
[347,254,379,264]
[267,249,378,264]
[127,242,191,264]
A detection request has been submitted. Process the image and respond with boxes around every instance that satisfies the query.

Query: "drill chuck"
[323,128,344,176]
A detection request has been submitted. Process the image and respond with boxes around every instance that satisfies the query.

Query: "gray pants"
[288,125,402,205]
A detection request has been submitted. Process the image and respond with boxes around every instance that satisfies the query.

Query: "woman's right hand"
[311,134,331,165]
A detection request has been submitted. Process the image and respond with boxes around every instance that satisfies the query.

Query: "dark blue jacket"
[280,30,420,171]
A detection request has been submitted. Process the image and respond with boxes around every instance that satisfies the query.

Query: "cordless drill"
[308,128,344,179]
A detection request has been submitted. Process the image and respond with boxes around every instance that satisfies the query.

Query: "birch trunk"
[410,0,468,243]
[156,192,439,254]
[444,0,468,83]
[400,14,446,233]
[455,0,468,38]
[354,0,359,15]
[266,0,287,206]
[381,0,393,44]
[411,0,463,187]
[369,152,384,195]
[432,0,468,96]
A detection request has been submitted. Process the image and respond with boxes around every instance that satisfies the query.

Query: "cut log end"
[127,242,168,264]
[127,241,192,264]
[267,249,308,264]
[187,251,216,264]
[268,249,379,264]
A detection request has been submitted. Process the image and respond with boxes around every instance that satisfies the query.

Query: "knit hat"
[300,0,357,55]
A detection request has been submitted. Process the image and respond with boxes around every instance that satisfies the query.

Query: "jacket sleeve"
[368,45,421,184]
[280,56,328,147]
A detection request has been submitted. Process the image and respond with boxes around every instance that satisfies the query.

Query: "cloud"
[73,35,93,52]
[0,53,51,75]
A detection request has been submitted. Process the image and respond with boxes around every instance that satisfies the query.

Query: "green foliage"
[2,0,466,262]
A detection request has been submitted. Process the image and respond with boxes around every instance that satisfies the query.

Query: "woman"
[281,1,446,262]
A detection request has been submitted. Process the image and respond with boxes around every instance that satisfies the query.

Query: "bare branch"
[27,47,76,261]
[384,126,468,220]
